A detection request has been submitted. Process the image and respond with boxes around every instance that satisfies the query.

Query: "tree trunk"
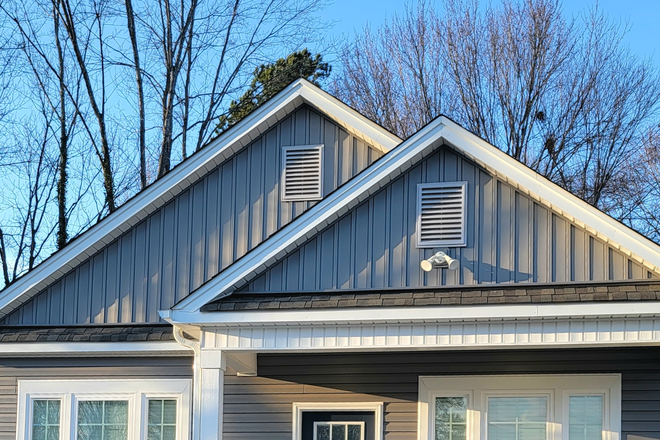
[54,0,68,249]
[124,0,147,189]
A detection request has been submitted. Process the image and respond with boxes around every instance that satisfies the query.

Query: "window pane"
[569,396,604,440]
[435,397,467,440]
[332,424,346,440]
[316,425,330,440]
[32,400,60,440]
[78,401,128,440]
[488,397,547,440]
[348,424,362,440]
[148,399,178,440]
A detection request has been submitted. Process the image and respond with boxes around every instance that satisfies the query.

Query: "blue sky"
[321,0,660,65]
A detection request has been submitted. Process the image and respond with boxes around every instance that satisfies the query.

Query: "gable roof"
[0,79,402,320]
[164,115,660,321]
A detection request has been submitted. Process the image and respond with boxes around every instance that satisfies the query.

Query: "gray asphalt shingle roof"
[201,279,660,312]
[0,325,174,343]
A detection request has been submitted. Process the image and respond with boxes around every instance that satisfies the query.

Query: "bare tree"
[333,0,660,238]
[0,108,58,286]
[333,1,447,138]
[56,0,116,212]
[0,0,326,288]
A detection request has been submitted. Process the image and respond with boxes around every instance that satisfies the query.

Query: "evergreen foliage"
[216,49,331,133]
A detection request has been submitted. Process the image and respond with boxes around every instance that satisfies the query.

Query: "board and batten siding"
[225,348,660,440]
[238,146,652,293]
[0,106,383,326]
[0,356,192,440]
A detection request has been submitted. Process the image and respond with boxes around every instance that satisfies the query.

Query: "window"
[416,182,467,248]
[31,400,60,440]
[281,145,323,201]
[419,375,621,440]
[17,379,190,440]
[293,402,383,440]
[147,400,177,440]
[314,421,365,440]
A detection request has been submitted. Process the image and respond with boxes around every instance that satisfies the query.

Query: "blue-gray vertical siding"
[224,348,660,440]
[239,146,651,293]
[1,106,383,325]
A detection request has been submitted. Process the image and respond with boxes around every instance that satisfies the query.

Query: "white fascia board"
[439,119,660,271]
[171,119,447,313]
[166,301,660,327]
[298,83,401,152]
[0,341,191,357]
[0,79,399,319]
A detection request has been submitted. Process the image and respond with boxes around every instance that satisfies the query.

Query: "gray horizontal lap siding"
[239,145,650,293]
[225,349,660,440]
[0,356,192,439]
[1,105,383,326]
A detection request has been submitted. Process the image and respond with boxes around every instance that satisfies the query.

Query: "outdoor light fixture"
[420,250,460,272]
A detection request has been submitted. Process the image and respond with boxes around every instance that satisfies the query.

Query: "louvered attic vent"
[416,182,467,247]
[281,145,323,201]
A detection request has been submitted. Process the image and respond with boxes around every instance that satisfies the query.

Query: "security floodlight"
[420,251,460,272]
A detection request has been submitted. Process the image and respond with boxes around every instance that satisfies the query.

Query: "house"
[1,78,660,440]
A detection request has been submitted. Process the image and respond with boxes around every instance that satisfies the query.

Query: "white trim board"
[0,341,191,357]
[168,115,660,316]
[168,301,660,326]
[202,317,660,352]
[0,79,401,319]
[291,402,383,440]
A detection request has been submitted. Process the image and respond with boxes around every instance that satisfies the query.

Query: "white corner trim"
[292,402,384,440]
[417,374,621,440]
[0,341,191,357]
[0,79,400,319]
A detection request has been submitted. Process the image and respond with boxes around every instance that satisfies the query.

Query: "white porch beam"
[225,352,257,376]
[201,316,660,352]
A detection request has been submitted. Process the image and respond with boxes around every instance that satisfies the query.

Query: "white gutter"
[161,301,660,327]
[0,340,190,356]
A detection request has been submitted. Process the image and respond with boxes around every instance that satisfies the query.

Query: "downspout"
[172,325,202,440]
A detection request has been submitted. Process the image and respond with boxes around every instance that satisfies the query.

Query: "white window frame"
[416,181,467,248]
[418,375,621,440]
[17,379,191,440]
[292,402,383,440]
[281,144,324,202]
[313,421,366,440]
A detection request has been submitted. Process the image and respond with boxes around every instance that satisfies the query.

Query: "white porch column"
[197,348,226,440]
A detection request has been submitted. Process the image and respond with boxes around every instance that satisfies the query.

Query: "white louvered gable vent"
[281,145,323,201]
[416,182,467,247]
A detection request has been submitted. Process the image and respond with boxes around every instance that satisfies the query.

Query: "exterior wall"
[224,348,660,440]
[1,105,383,326]
[239,146,652,293]
[0,356,192,439]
